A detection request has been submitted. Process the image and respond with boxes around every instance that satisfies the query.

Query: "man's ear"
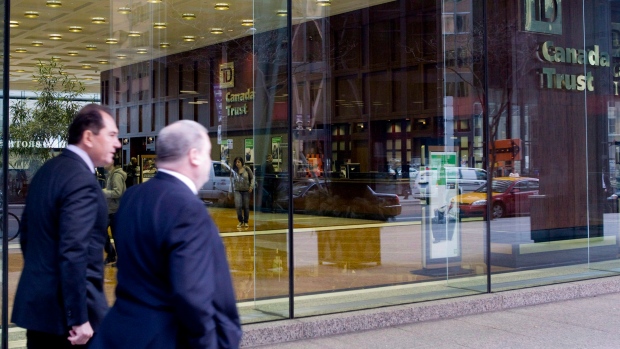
[188,147,200,166]
[81,130,94,148]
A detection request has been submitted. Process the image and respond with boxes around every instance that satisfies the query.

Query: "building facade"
[2,0,620,344]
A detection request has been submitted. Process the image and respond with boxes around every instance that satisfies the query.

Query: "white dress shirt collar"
[158,168,198,194]
[66,144,95,174]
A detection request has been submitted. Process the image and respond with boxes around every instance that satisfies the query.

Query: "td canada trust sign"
[524,0,620,95]
[219,62,255,116]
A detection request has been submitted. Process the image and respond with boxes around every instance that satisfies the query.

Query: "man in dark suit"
[12,104,121,348]
[91,120,242,348]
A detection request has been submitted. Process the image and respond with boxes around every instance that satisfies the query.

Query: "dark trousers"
[104,213,116,260]
[27,329,88,349]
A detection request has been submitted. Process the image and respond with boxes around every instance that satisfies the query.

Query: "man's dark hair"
[68,104,112,145]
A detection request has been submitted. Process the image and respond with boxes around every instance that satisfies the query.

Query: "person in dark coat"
[11,104,121,348]
[90,120,242,349]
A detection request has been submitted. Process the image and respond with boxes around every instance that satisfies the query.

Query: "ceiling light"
[85,44,97,50]
[51,56,61,62]
[46,0,62,7]
[68,26,82,32]
[15,69,26,73]
[15,48,27,53]
[153,22,167,29]
[31,41,43,47]
[82,64,91,69]
[159,42,170,48]
[182,35,196,42]
[147,0,162,3]
[24,11,39,18]
[91,17,106,24]
[316,0,331,5]
[85,78,93,81]
[49,34,62,40]
[10,21,20,27]
[210,28,224,34]
[128,31,141,37]
[117,54,127,59]
[214,3,229,10]
[105,38,118,44]
[136,49,148,54]
[276,10,287,16]
[241,19,254,26]
[182,13,196,20]
[67,51,78,56]
[98,59,109,64]
[118,6,131,14]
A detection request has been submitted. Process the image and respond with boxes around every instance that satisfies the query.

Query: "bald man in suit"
[91,120,242,348]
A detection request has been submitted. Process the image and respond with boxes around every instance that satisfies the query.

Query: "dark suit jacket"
[12,149,109,335]
[91,172,242,349]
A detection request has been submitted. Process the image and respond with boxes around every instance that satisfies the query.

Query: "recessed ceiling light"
[46,0,62,7]
[67,51,78,56]
[105,38,118,44]
[98,59,109,64]
[276,9,287,16]
[159,42,170,48]
[82,64,91,69]
[147,0,161,3]
[15,69,26,73]
[31,41,43,47]
[128,31,141,37]
[15,48,27,53]
[210,28,224,34]
[91,17,106,24]
[68,26,82,32]
[10,21,20,27]
[85,44,97,50]
[214,3,229,10]
[241,19,254,26]
[182,35,196,42]
[117,54,127,59]
[136,49,148,54]
[49,34,62,40]
[182,13,196,20]
[24,11,39,18]
[51,56,61,62]
[153,22,167,29]
[118,6,131,14]
[85,77,93,80]
[316,0,331,5]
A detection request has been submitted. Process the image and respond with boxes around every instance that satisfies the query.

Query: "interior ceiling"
[9,0,395,94]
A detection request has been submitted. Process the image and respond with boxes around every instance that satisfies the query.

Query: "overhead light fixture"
[147,0,162,3]
[210,28,224,34]
[182,13,196,20]
[128,31,141,37]
[136,48,148,54]
[84,77,93,81]
[91,17,106,24]
[68,26,82,32]
[67,51,78,56]
[51,56,61,61]
[214,3,229,10]
[105,38,118,44]
[117,54,127,59]
[182,35,196,42]
[15,48,27,53]
[316,0,331,5]
[46,0,62,7]
[24,11,39,18]
[241,19,254,26]
[10,21,20,27]
[159,42,170,48]
[31,41,43,47]
[15,69,26,73]
[49,33,62,40]
[276,9,287,16]
[85,44,97,50]
[153,22,167,29]
[118,6,131,14]
[82,64,91,69]
[98,59,109,64]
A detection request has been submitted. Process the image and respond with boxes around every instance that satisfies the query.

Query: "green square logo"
[524,0,562,35]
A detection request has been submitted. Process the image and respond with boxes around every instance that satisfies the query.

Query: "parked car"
[446,176,539,219]
[444,167,487,194]
[198,161,233,204]
[276,179,402,220]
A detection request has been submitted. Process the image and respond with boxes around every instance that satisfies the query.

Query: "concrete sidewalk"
[242,276,620,348]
